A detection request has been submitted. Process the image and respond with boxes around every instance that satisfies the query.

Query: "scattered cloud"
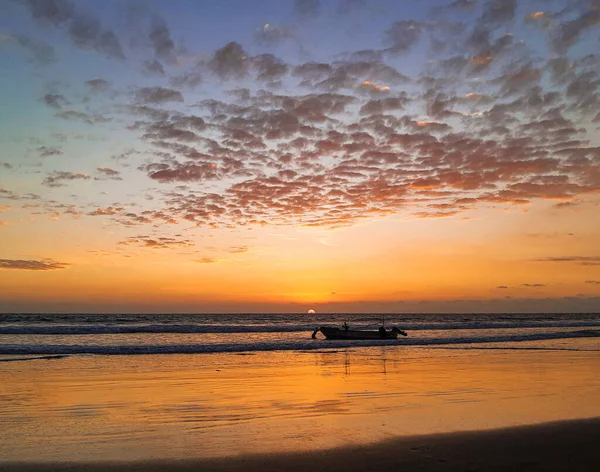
[38,146,62,157]
[228,246,248,254]
[42,171,91,188]
[359,81,390,94]
[0,258,69,271]
[196,257,217,263]
[536,257,600,266]
[120,235,194,249]
[135,87,184,104]
[88,206,123,216]
[143,60,165,76]
[55,109,109,124]
[86,78,109,91]
[209,42,249,79]
[42,93,68,109]
[149,14,176,63]
[4,0,600,234]
[95,167,122,180]
[552,8,600,53]
[0,188,40,201]
[23,0,125,59]
[384,20,423,54]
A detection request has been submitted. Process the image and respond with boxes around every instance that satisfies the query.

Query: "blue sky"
[1,0,599,313]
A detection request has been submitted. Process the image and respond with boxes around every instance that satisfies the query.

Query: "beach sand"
[2,418,599,471]
[1,346,600,469]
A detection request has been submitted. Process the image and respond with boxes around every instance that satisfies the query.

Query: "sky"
[0,0,599,314]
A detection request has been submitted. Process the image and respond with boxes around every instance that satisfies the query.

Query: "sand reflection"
[1,347,599,461]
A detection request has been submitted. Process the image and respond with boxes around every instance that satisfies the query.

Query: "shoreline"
[3,418,599,472]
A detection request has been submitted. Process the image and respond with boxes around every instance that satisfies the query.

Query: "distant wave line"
[1,320,600,335]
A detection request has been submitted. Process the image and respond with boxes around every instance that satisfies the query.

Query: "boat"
[312,321,407,340]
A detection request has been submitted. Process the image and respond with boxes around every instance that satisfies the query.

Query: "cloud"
[537,257,600,266]
[135,87,183,104]
[480,0,516,26]
[432,0,478,15]
[585,281,600,285]
[209,42,249,79]
[496,285,509,289]
[55,110,109,124]
[95,167,122,180]
[252,54,288,83]
[26,0,75,26]
[85,78,109,91]
[552,8,600,53]
[1,162,14,169]
[0,258,69,270]
[14,0,599,234]
[120,235,193,249]
[228,246,248,254]
[24,0,125,59]
[358,81,390,94]
[384,21,423,54]
[38,146,62,157]
[143,60,165,76]
[521,283,546,288]
[149,15,176,62]
[42,171,90,187]
[146,162,221,183]
[95,31,125,60]
[88,206,123,216]
[42,93,68,109]
[359,96,407,115]
[197,257,217,263]
[0,188,40,201]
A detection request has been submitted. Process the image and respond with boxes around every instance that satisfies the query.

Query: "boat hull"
[317,327,399,340]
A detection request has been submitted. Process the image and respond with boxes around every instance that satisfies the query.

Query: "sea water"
[1,312,599,358]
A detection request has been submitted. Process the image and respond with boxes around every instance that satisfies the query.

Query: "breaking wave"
[0,329,598,356]
[1,320,600,335]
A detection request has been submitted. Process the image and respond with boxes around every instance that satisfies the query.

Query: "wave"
[0,329,598,356]
[2,320,600,335]
[0,355,69,362]
[0,324,307,335]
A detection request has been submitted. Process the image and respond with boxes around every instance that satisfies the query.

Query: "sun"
[307,309,316,314]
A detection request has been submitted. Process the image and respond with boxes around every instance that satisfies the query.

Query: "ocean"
[1,312,599,359]
[1,312,600,462]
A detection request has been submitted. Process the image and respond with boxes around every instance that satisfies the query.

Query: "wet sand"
[2,418,599,472]
[1,346,600,466]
